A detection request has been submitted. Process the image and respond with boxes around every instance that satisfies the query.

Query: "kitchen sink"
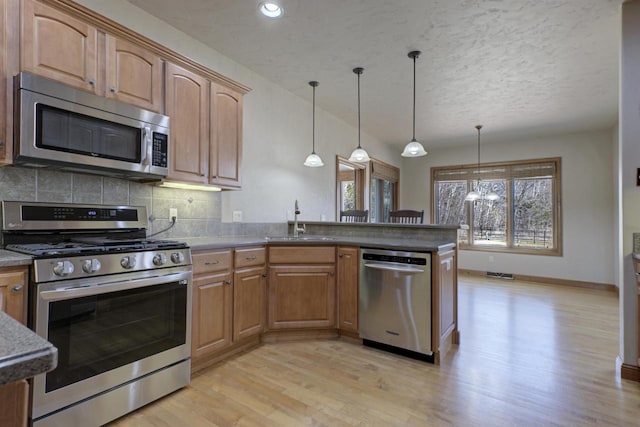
[265,236,336,242]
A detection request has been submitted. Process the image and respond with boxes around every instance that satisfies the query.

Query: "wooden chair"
[389,210,424,224]
[340,210,369,223]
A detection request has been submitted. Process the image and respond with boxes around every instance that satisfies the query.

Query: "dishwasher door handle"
[364,262,425,274]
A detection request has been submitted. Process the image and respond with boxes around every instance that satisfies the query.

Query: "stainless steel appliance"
[359,248,432,358]
[14,72,169,180]
[1,201,192,427]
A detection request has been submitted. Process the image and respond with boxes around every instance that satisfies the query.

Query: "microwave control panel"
[152,132,168,168]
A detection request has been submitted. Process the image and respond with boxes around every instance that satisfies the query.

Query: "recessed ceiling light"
[259,2,283,18]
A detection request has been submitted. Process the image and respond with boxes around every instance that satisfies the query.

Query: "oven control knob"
[82,259,101,274]
[153,253,167,266]
[170,252,185,264]
[120,256,137,269]
[53,261,75,277]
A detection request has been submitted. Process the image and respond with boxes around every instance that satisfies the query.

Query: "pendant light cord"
[312,84,316,153]
[412,54,416,141]
[476,125,482,186]
[357,71,361,149]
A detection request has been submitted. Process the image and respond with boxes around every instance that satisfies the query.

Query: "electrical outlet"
[169,208,178,221]
[232,210,243,222]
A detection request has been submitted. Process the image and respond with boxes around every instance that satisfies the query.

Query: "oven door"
[31,267,192,421]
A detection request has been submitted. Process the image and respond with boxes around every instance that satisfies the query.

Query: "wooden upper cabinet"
[105,36,163,112]
[0,266,28,325]
[165,62,209,184]
[21,0,98,93]
[210,82,242,188]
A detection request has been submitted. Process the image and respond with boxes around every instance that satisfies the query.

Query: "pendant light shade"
[465,125,499,201]
[304,81,324,167]
[349,67,370,163]
[402,51,427,158]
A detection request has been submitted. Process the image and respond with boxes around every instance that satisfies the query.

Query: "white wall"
[401,130,616,285]
[75,0,399,224]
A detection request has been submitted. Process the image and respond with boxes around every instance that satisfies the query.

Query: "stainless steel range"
[1,201,192,427]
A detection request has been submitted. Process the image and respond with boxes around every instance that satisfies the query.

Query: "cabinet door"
[21,0,98,93]
[106,36,163,112]
[268,265,336,330]
[337,246,359,333]
[165,62,209,184]
[191,271,232,360]
[210,82,242,188]
[0,266,28,325]
[233,266,266,341]
[0,380,28,427]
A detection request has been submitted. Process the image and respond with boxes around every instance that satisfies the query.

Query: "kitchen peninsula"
[182,221,459,371]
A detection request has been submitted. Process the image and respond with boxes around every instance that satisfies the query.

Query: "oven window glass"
[36,104,142,163]
[45,281,187,392]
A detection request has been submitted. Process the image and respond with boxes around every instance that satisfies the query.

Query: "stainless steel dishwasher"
[359,248,432,358]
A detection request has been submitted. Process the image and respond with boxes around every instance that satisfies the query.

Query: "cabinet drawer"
[269,246,335,264]
[193,249,232,275]
[235,247,266,269]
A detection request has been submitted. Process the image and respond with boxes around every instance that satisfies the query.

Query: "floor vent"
[486,271,514,280]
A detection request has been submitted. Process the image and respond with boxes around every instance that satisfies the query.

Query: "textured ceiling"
[126,0,622,148]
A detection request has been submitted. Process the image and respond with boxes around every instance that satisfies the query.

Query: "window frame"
[430,157,562,256]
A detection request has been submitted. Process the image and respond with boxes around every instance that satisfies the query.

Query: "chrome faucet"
[293,199,305,238]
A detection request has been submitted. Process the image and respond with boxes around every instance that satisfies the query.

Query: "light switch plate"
[232,210,243,222]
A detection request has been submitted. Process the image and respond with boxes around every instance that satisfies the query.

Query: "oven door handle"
[363,262,425,274]
[38,271,191,302]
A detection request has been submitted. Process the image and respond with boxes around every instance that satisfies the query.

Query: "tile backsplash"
[0,166,284,239]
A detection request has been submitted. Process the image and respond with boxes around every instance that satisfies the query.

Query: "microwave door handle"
[141,127,151,166]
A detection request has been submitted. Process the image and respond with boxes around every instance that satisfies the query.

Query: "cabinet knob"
[338,254,344,258]
[212,175,217,179]
[262,272,267,278]
[110,86,118,93]
[88,79,96,86]
[224,279,232,285]
[11,284,23,293]
[329,272,335,277]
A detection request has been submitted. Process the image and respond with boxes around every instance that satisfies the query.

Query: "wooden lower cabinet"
[233,266,266,341]
[432,249,458,359]
[337,246,359,333]
[0,380,28,427]
[0,266,28,325]
[268,264,336,330]
[191,270,233,359]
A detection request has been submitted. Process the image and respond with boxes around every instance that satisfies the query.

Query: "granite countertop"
[181,235,455,252]
[0,249,33,267]
[0,311,57,385]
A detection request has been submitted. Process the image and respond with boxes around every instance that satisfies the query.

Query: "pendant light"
[465,125,499,201]
[304,81,324,167]
[349,67,370,163]
[402,51,428,157]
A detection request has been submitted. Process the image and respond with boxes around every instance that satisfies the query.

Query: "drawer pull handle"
[88,79,96,86]
[246,256,257,260]
[11,285,23,293]
[224,280,232,285]
[205,261,220,265]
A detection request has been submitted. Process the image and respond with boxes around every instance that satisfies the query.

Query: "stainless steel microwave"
[14,72,169,180]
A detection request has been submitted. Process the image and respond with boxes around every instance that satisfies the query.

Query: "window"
[336,156,365,218]
[432,158,561,255]
[370,158,399,223]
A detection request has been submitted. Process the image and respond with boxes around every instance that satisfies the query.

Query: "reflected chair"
[340,210,368,223]
[389,209,424,224]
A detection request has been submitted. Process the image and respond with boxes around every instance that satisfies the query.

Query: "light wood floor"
[109,276,640,426]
